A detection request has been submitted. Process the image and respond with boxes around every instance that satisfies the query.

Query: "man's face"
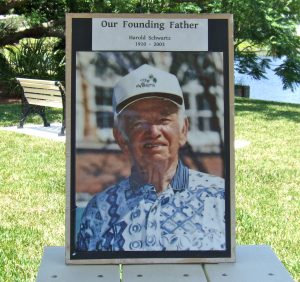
[114,98,188,168]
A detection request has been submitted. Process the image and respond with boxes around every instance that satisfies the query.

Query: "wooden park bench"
[17,78,65,136]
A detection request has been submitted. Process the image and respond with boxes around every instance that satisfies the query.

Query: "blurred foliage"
[0,0,299,90]
[0,38,65,96]
[13,0,67,25]
[4,38,65,80]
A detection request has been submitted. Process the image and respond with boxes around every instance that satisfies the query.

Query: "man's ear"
[113,127,129,155]
[179,117,189,147]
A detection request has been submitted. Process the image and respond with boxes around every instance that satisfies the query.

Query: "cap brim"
[116,93,183,114]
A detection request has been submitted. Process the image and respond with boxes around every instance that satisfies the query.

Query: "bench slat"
[23,88,61,97]
[19,82,61,91]
[26,98,63,108]
[24,92,62,102]
[17,78,59,86]
[18,77,65,135]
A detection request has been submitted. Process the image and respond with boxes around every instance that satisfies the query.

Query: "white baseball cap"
[113,64,184,115]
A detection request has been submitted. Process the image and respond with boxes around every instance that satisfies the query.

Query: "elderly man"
[77,64,225,251]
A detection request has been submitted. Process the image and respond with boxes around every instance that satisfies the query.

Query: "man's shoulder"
[188,169,224,190]
[93,177,130,201]
[83,177,130,218]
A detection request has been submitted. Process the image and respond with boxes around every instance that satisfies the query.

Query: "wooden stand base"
[37,245,294,282]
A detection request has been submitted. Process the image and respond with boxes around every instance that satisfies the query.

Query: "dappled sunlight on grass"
[0,103,63,127]
[235,97,300,281]
[235,97,300,123]
[0,125,65,281]
[0,99,299,281]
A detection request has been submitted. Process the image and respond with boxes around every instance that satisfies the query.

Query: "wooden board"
[25,93,62,102]
[17,77,58,86]
[20,82,61,91]
[25,98,63,108]
[23,88,62,97]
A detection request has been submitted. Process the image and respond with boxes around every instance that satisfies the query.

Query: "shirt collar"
[129,160,189,192]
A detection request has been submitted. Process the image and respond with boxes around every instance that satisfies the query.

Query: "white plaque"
[92,18,208,51]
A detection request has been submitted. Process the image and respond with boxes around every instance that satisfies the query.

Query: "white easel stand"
[37,245,294,282]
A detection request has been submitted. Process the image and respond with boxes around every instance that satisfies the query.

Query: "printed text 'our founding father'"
[99,20,200,30]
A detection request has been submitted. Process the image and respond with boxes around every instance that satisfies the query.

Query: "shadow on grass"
[235,98,300,123]
[0,103,63,127]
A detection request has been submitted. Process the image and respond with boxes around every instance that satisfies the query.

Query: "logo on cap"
[136,74,157,88]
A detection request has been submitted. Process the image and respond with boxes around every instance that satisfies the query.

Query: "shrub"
[0,38,65,98]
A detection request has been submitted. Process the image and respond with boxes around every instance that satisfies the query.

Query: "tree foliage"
[0,0,299,90]
[5,38,64,79]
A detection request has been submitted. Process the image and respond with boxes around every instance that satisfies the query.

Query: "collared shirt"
[77,162,225,251]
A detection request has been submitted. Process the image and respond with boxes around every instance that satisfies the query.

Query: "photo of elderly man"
[77,63,225,252]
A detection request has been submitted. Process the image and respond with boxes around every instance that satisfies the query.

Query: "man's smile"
[143,143,166,149]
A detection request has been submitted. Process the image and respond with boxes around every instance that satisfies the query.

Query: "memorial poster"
[66,13,235,264]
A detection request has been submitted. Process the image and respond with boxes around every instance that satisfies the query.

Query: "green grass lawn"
[235,98,300,281]
[0,105,65,281]
[0,103,63,127]
[0,99,299,281]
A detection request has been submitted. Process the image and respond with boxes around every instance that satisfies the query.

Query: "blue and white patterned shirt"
[77,162,225,251]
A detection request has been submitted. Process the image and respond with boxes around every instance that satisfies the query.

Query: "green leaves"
[235,53,271,79]
[0,0,299,90]
[274,57,300,90]
[3,38,65,81]
[224,0,300,90]
[14,0,67,24]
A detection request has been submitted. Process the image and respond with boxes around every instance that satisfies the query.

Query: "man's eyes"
[133,122,143,128]
[130,121,146,130]
[160,118,171,124]
[130,117,172,130]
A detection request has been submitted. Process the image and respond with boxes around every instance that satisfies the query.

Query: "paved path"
[0,124,250,149]
[0,123,65,142]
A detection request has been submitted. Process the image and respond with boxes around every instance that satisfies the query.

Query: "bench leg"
[18,104,32,128]
[58,96,66,136]
[58,125,65,136]
[19,103,50,128]
[39,108,50,127]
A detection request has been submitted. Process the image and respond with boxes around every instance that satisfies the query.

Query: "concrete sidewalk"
[0,123,65,142]
[0,124,250,148]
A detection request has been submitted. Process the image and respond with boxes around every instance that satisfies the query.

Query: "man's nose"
[146,124,161,138]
